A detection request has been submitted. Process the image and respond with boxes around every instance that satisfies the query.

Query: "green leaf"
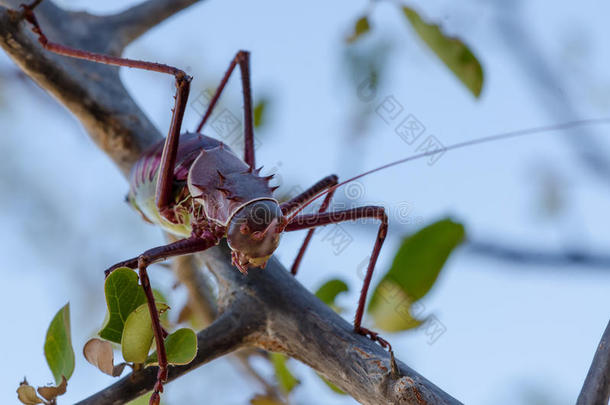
[44,303,75,384]
[253,99,268,129]
[317,373,346,395]
[347,16,371,43]
[270,353,299,395]
[121,302,169,364]
[367,280,425,332]
[147,328,197,366]
[368,219,465,331]
[315,279,349,312]
[99,268,147,343]
[127,393,153,405]
[402,7,484,97]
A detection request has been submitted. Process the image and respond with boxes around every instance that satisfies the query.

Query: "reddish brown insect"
[20,2,610,404]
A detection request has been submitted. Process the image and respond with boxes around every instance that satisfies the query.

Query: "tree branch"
[75,308,262,405]
[80,246,461,404]
[0,2,159,175]
[466,239,610,270]
[106,0,206,51]
[0,2,461,404]
[577,320,610,405]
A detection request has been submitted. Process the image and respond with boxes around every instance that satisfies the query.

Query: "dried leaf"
[37,376,67,401]
[83,338,126,377]
[17,380,43,405]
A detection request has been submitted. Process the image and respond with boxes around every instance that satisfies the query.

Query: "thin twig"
[466,239,610,270]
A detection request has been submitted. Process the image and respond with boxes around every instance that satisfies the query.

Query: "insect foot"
[355,326,392,351]
[355,326,401,378]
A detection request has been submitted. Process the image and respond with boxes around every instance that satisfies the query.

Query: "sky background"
[1,0,609,404]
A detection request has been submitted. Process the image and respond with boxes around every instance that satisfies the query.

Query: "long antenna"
[285,117,610,224]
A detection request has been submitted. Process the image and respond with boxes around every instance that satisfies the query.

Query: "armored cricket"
[20,3,395,403]
[18,2,610,404]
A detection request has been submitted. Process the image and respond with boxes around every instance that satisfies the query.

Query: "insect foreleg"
[284,206,390,350]
[103,235,218,404]
[104,236,219,276]
[280,175,339,275]
[137,258,167,405]
[194,51,256,168]
[20,2,193,222]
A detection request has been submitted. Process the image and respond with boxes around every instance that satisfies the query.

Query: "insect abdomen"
[127,133,223,237]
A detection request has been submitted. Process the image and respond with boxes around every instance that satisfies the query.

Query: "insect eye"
[239,223,250,235]
[251,231,265,241]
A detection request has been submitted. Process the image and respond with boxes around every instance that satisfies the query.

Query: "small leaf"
[315,279,349,312]
[153,289,171,328]
[146,328,197,366]
[250,394,286,405]
[121,302,169,364]
[402,7,484,97]
[317,373,346,395]
[99,268,147,343]
[83,338,126,377]
[253,99,268,129]
[346,16,371,43]
[368,280,425,332]
[83,338,114,375]
[17,380,43,405]
[127,393,153,405]
[270,353,299,395]
[37,376,67,401]
[44,303,75,384]
[368,219,465,331]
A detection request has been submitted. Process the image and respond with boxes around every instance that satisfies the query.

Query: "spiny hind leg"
[195,51,256,168]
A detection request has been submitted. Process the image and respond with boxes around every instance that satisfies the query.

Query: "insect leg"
[104,235,219,405]
[104,236,219,276]
[194,51,255,168]
[20,3,191,222]
[284,206,391,351]
[280,175,339,275]
[280,175,338,215]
